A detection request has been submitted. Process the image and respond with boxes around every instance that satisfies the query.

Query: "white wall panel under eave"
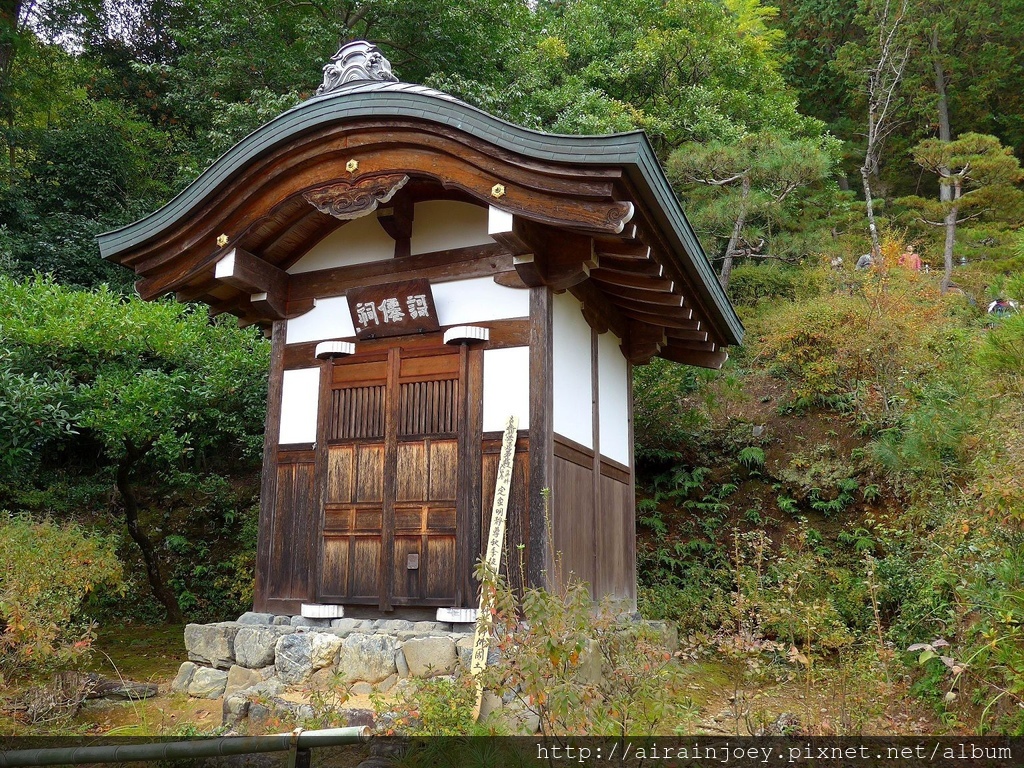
[552,291,593,448]
[279,367,320,444]
[410,201,491,255]
[286,296,356,344]
[287,216,394,274]
[483,347,530,432]
[432,277,530,326]
[597,330,630,466]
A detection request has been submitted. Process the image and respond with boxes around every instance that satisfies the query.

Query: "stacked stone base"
[171,612,476,728]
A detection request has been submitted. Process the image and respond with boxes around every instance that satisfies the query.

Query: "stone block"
[184,623,240,670]
[413,621,448,633]
[275,633,314,685]
[373,619,415,632]
[272,615,291,625]
[222,694,250,726]
[310,632,343,670]
[234,625,294,669]
[188,667,229,699]
[395,648,410,678]
[290,616,331,628]
[330,618,362,633]
[224,665,271,698]
[337,633,399,684]
[401,636,457,677]
[245,678,286,698]
[350,681,373,696]
[455,636,475,670]
[171,661,196,694]
[237,612,275,625]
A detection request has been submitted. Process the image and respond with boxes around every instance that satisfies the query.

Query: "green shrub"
[728,263,822,306]
[0,514,123,680]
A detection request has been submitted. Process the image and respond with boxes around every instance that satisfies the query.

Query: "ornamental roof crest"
[315,40,398,96]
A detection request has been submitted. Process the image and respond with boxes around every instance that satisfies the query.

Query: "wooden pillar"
[254,320,287,612]
[528,287,554,589]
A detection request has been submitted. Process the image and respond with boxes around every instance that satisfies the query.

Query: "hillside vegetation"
[1,0,1023,735]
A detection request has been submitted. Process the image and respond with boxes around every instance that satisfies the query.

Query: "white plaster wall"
[432,277,529,326]
[552,291,593,448]
[483,346,530,432]
[286,295,356,344]
[410,201,491,255]
[287,216,394,274]
[279,367,320,444]
[597,330,630,465]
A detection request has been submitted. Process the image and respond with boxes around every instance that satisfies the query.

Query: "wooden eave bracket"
[213,246,309,321]
[660,345,729,370]
[622,320,667,365]
[488,207,598,290]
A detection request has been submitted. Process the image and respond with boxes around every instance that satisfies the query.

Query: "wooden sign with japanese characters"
[346,278,439,339]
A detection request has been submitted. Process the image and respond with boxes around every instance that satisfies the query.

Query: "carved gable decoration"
[347,278,440,339]
[316,40,398,96]
[303,174,409,220]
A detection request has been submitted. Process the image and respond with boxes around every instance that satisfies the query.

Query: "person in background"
[897,245,922,271]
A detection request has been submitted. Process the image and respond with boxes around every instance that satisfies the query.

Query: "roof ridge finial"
[316,40,398,96]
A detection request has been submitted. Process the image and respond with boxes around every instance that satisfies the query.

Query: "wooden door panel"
[396,443,427,501]
[425,536,457,598]
[329,385,385,440]
[321,536,349,596]
[428,439,458,500]
[355,444,384,502]
[398,380,459,435]
[327,446,354,503]
[350,537,381,597]
[319,344,463,607]
[392,535,421,600]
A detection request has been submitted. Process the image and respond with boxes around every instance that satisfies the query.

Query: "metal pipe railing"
[0,726,370,767]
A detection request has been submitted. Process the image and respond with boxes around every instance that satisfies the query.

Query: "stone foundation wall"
[171,612,476,727]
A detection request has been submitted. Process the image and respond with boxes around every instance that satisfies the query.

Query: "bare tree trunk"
[859,0,911,260]
[115,444,184,624]
[719,176,750,291]
[1,0,23,171]
[941,203,957,293]
[931,26,951,144]
[860,166,882,260]
[932,24,954,291]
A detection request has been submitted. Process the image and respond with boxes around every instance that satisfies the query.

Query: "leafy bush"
[477,563,696,736]
[755,272,952,423]
[0,275,268,623]
[0,514,123,680]
[728,263,823,307]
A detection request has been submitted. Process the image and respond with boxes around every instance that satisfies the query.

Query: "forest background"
[1,0,1024,735]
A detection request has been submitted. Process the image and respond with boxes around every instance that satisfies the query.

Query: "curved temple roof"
[98,78,743,365]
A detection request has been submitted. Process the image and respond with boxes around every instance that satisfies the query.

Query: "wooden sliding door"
[319,342,464,609]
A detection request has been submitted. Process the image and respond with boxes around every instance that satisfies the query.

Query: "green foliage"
[477,562,696,736]
[728,263,824,306]
[378,675,485,736]
[0,514,123,680]
[738,446,766,470]
[0,275,268,468]
[0,275,268,621]
[632,358,716,460]
[755,270,955,424]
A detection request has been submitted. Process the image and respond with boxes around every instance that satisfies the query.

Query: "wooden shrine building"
[98,42,743,619]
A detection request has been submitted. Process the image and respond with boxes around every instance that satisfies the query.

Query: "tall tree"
[0,276,269,622]
[910,133,1024,292]
[669,132,835,289]
[843,0,912,260]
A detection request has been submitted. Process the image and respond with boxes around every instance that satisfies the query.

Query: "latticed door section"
[319,345,462,607]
